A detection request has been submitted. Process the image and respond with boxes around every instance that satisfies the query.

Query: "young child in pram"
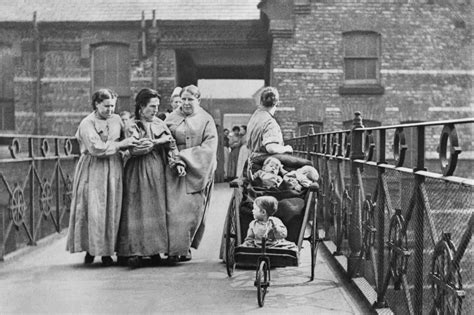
[252,156,319,192]
[241,196,297,250]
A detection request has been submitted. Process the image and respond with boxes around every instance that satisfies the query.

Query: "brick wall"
[270,1,472,154]
[0,24,177,136]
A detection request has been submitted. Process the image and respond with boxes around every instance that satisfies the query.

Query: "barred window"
[91,43,131,112]
[343,31,380,84]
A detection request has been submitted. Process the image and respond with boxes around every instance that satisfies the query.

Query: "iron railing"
[287,113,473,314]
[0,135,79,260]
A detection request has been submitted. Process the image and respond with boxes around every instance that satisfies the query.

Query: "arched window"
[91,43,131,112]
[0,45,15,130]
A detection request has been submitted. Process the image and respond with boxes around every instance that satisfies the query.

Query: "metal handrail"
[287,113,473,314]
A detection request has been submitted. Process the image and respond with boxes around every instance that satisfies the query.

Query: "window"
[0,45,15,130]
[340,31,384,95]
[91,43,131,112]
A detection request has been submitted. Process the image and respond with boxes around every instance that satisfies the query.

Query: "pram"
[223,153,320,307]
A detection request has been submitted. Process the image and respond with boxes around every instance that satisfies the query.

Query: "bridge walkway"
[0,183,374,314]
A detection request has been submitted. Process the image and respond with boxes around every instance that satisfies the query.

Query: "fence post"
[306,124,315,161]
[348,111,364,277]
[375,128,388,307]
[413,125,425,314]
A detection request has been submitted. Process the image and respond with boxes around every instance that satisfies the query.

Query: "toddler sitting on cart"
[241,196,297,250]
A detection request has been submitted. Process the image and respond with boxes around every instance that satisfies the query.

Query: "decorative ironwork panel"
[0,135,79,260]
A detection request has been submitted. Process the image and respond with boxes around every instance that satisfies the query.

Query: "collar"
[256,107,274,118]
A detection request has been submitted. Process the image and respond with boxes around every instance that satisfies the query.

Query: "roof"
[0,0,261,22]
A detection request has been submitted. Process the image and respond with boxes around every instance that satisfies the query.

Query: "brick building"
[0,0,471,152]
[261,0,472,145]
[0,0,265,135]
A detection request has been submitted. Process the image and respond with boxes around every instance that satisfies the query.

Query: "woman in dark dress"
[116,88,181,268]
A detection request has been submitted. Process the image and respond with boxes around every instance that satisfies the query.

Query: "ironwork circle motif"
[9,185,26,226]
[40,180,53,216]
[9,138,20,159]
[64,138,73,155]
[393,128,407,167]
[430,234,463,314]
[40,138,50,157]
[439,124,461,176]
[387,213,409,288]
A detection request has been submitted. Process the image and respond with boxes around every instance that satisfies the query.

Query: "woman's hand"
[265,143,293,154]
[119,137,140,149]
[176,165,186,177]
[154,135,173,146]
[138,138,154,148]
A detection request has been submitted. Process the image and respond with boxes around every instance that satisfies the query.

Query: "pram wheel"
[256,260,269,307]
[225,194,239,277]
[310,195,319,281]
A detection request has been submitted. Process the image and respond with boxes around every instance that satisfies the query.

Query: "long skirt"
[235,145,249,179]
[223,147,230,178]
[165,172,214,256]
[66,154,123,256]
[116,150,168,256]
[227,148,240,179]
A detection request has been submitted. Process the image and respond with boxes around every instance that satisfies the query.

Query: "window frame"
[340,31,384,95]
[91,42,131,111]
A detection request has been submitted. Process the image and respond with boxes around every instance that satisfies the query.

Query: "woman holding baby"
[116,88,183,268]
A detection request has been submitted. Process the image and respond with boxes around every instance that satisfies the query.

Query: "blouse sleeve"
[175,118,218,193]
[77,119,121,157]
[261,119,284,147]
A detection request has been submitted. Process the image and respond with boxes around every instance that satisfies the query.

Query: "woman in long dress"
[165,85,218,263]
[226,125,241,180]
[235,125,249,178]
[116,88,180,268]
[67,88,139,266]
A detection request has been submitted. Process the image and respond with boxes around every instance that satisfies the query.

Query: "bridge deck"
[0,183,373,314]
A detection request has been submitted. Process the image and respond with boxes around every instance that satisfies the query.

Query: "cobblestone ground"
[0,183,372,314]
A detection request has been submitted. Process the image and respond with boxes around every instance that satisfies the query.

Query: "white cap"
[171,87,182,97]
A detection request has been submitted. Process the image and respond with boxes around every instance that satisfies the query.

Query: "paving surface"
[0,183,373,314]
